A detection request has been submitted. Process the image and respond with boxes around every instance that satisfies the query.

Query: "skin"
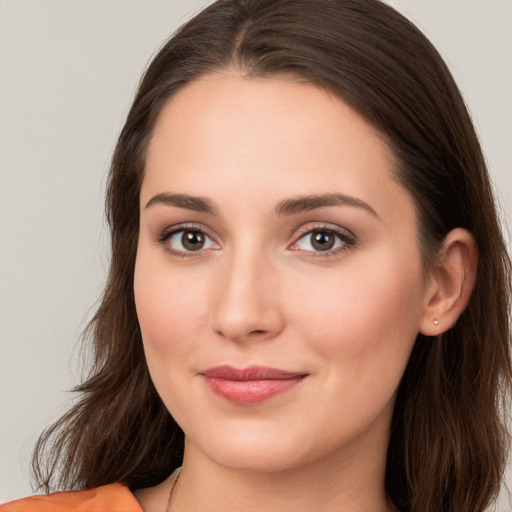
[133,73,477,512]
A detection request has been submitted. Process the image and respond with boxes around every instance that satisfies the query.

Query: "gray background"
[1,0,511,507]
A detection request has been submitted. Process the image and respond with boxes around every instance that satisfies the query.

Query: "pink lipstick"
[200,366,307,404]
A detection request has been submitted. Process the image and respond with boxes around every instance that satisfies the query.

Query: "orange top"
[0,483,143,512]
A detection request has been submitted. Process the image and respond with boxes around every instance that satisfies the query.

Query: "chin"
[186,425,318,473]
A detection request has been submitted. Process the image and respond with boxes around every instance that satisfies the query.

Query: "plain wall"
[1,0,511,507]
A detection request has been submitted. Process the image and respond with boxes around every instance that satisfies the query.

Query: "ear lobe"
[419,228,478,336]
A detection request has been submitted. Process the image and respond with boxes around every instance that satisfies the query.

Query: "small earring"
[433,319,439,326]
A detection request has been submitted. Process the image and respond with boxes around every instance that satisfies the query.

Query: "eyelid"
[289,223,356,256]
[293,222,355,240]
[156,221,355,258]
[157,223,220,257]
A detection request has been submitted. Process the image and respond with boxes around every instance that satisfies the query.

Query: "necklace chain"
[164,468,182,512]
[162,467,397,511]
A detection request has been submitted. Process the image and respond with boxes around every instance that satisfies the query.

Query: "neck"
[169,437,393,512]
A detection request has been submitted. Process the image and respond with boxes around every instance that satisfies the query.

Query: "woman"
[2,0,510,511]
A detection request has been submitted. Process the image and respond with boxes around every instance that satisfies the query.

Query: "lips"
[200,365,308,404]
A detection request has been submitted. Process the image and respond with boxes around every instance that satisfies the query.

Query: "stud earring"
[433,319,439,326]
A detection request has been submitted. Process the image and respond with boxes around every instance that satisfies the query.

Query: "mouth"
[200,365,308,404]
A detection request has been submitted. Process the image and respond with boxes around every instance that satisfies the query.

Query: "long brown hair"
[32,1,512,510]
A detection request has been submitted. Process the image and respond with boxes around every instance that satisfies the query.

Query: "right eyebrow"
[145,193,218,215]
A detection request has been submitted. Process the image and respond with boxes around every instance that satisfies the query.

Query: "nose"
[210,248,284,343]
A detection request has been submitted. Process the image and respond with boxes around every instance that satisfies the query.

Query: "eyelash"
[290,225,356,257]
[156,223,356,259]
[157,223,218,259]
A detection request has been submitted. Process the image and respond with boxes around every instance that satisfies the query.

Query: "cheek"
[287,251,424,372]
[134,253,209,360]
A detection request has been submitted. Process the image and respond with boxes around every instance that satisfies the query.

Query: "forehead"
[143,72,413,226]
[148,72,390,166]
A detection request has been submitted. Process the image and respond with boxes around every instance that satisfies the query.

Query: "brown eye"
[310,231,335,251]
[181,230,205,251]
[164,228,218,254]
[294,227,350,254]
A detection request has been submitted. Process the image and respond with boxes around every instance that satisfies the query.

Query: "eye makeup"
[156,221,357,260]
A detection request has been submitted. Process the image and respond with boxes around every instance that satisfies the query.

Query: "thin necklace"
[163,468,397,511]
[164,468,182,512]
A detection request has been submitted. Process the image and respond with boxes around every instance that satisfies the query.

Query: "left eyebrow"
[276,193,379,218]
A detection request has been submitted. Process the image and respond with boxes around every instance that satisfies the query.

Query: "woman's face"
[135,73,431,473]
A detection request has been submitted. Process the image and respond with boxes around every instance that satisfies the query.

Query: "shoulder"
[0,483,143,512]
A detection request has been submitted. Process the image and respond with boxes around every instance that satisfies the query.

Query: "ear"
[419,228,478,336]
